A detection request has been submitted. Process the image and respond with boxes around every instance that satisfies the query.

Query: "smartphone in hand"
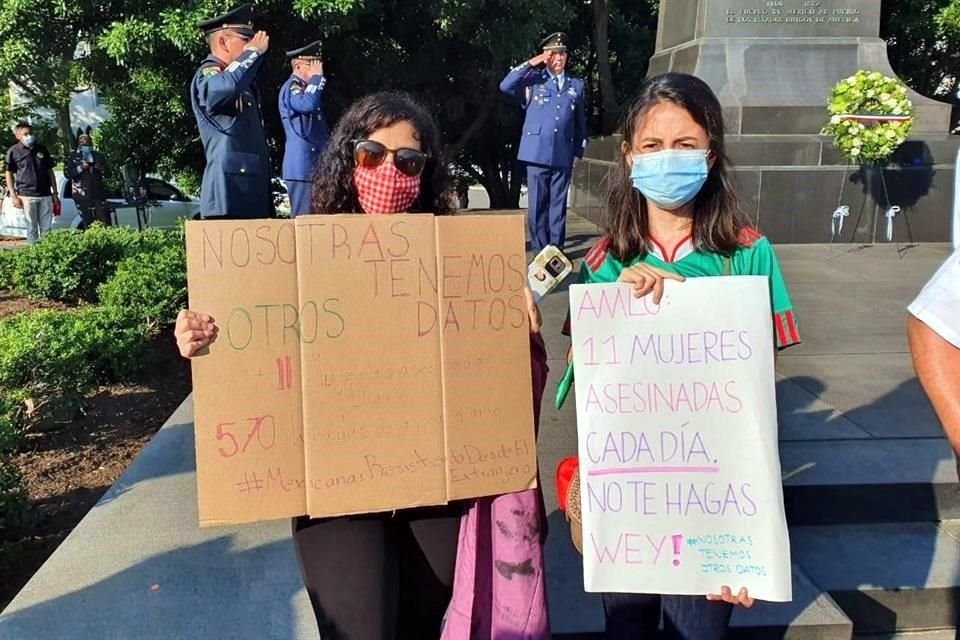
[528,245,573,302]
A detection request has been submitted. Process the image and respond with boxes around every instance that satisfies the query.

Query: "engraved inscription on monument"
[726,1,860,26]
[706,0,876,37]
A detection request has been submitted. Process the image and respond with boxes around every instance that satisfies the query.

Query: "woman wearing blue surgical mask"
[559,73,800,639]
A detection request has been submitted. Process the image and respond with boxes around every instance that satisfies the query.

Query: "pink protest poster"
[569,277,792,602]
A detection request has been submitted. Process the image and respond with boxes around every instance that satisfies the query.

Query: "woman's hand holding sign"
[707,586,755,608]
[175,309,218,358]
[524,286,542,334]
[617,263,684,305]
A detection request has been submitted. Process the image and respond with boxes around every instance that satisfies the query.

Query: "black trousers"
[292,503,462,640]
[77,201,111,228]
[603,593,733,639]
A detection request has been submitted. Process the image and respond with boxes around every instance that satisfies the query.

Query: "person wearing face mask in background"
[4,122,59,245]
[279,40,329,217]
[500,32,587,252]
[554,73,800,639]
[191,3,273,219]
[174,91,551,640]
[64,132,112,228]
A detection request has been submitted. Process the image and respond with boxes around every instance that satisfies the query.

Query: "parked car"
[0,176,200,237]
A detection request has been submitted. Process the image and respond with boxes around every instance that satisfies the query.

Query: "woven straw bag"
[566,468,583,554]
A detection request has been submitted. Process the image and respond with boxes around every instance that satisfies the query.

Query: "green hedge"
[98,242,186,330]
[0,250,15,290]
[0,225,186,406]
[0,225,188,529]
[0,394,25,535]
[0,457,26,532]
[0,394,19,456]
[11,226,182,303]
[0,306,148,396]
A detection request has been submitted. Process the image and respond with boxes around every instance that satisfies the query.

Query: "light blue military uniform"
[500,33,587,251]
[191,4,273,219]
[279,41,329,217]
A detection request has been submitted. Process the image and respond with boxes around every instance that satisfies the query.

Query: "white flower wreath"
[821,70,913,164]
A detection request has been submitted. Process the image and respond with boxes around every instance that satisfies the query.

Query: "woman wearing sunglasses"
[175,91,549,639]
[310,93,448,216]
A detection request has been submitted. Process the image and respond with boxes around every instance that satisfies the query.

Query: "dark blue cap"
[539,32,568,51]
[286,40,323,60]
[198,3,255,37]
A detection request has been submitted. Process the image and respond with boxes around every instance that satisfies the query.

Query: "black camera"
[545,256,566,278]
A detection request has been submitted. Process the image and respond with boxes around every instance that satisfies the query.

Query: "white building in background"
[6,39,111,135]
[7,82,110,135]
[68,87,111,131]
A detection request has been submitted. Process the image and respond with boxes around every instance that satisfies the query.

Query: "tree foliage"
[14,0,960,208]
[92,0,658,206]
[0,0,658,205]
[0,1,106,155]
[882,0,959,99]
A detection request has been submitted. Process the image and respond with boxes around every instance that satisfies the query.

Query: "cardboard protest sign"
[185,215,536,525]
[434,216,537,502]
[185,220,306,527]
[569,277,792,602]
[294,214,446,517]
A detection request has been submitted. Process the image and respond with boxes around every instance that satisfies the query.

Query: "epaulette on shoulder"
[584,236,611,272]
[737,227,763,248]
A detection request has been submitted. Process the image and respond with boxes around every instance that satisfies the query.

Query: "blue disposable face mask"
[629,149,710,210]
[80,145,92,154]
[21,135,35,147]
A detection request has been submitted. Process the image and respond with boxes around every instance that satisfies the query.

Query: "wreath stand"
[831,113,910,251]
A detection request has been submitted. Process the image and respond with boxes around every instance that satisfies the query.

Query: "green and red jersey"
[563,229,800,349]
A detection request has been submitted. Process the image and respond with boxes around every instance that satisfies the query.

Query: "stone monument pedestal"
[571,0,958,243]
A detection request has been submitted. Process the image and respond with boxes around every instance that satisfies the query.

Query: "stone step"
[550,522,960,638]
[858,631,957,640]
[791,522,960,635]
[780,439,960,526]
[546,511,853,640]
[728,564,852,640]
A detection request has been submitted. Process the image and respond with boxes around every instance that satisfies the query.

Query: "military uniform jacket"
[279,73,329,181]
[191,50,271,218]
[500,61,587,169]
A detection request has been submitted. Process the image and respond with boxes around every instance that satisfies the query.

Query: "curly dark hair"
[606,73,751,262]
[310,91,453,215]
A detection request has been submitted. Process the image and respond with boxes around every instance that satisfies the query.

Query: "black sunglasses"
[351,139,429,178]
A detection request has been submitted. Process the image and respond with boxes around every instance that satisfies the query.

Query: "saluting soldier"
[191,3,273,219]
[500,32,587,252]
[279,40,329,217]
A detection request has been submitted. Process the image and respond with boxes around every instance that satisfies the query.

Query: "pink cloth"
[442,333,550,640]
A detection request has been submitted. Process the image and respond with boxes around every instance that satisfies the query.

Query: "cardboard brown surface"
[296,215,447,517]
[185,220,307,526]
[185,214,536,526]
[436,215,537,500]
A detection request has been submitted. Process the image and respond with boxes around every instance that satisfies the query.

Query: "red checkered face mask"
[353,161,421,215]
